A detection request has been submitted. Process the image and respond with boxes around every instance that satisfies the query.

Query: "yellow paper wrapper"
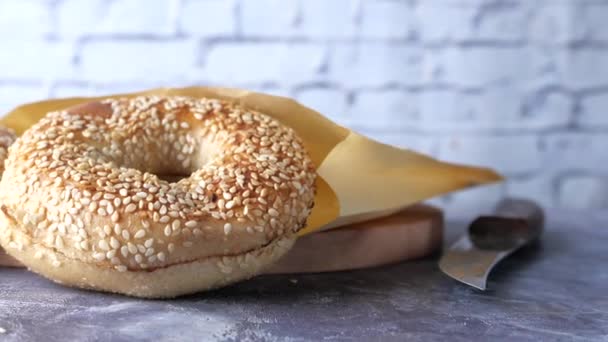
[0,86,502,236]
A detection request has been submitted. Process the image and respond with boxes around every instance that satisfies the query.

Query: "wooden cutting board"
[0,205,443,273]
[267,205,443,274]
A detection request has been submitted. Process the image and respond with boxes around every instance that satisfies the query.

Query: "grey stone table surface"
[0,209,607,342]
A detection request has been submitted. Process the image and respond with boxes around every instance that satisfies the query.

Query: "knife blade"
[439,198,544,290]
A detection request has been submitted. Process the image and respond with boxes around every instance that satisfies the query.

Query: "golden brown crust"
[0,96,315,297]
[4,225,295,298]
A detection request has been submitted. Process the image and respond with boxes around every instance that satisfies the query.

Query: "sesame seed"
[185,220,197,228]
[116,265,127,272]
[164,225,172,236]
[98,240,110,251]
[110,236,120,249]
[134,229,146,239]
[120,246,129,258]
[127,243,137,254]
[224,223,232,235]
[157,252,166,262]
[144,238,154,248]
[125,203,137,213]
[93,252,105,261]
[55,236,64,248]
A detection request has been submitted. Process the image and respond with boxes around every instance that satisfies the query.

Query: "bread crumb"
[289,278,298,284]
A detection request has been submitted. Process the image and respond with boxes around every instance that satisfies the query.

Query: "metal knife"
[439,198,544,290]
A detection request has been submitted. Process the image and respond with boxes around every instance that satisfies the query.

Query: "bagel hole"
[157,173,190,183]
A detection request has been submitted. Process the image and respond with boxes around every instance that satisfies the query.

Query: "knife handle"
[469,198,544,250]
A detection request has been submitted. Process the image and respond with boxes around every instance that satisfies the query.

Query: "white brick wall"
[79,39,198,82]
[0,0,51,38]
[360,1,412,39]
[0,41,74,80]
[0,0,606,215]
[329,44,422,87]
[240,0,300,37]
[559,175,608,210]
[580,94,608,127]
[438,135,542,175]
[57,0,176,36]
[202,43,326,85]
[180,0,235,36]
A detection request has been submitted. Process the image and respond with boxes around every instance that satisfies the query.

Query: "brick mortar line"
[27,35,608,48]
[356,128,608,136]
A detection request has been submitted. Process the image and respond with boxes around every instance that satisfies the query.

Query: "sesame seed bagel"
[0,96,316,298]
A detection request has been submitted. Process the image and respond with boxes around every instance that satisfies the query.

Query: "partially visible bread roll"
[0,126,15,267]
[0,126,15,175]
